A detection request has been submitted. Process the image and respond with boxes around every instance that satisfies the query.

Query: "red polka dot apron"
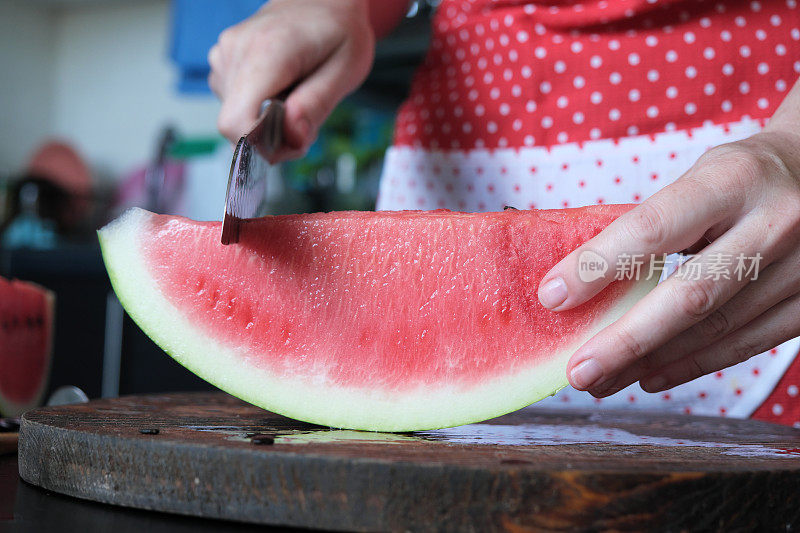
[376,0,800,424]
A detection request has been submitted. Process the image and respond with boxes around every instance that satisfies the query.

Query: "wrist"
[764,78,800,138]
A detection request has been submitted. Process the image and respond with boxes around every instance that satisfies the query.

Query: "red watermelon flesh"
[99,206,657,431]
[0,276,54,416]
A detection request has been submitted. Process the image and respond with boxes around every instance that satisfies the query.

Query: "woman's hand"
[208,0,376,160]
[538,80,800,397]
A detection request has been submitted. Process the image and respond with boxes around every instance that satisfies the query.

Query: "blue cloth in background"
[170,0,265,94]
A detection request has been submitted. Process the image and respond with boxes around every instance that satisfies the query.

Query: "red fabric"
[393,0,799,150]
[386,0,800,425]
[752,346,800,426]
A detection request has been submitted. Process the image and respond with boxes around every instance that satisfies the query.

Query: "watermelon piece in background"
[0,276,55,416]
[99,206,657,431]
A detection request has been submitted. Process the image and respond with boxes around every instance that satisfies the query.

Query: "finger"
[640,289,800,392]
[208,43,224,78]
[680,235,711,255]
[648,251,799,362]
[208,42,229,100]
[567,218,776,392]
[537,177,736,311]
[208,70,223,99]
[216,44,304,143]
[271,146,310,163]
[279,40,373,157]
[590,250,800,397]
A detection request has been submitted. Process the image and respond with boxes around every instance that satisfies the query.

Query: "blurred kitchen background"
[0,0,435,400]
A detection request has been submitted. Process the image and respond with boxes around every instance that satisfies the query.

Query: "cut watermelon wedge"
[0,276,55,416]
[99,206,656,431]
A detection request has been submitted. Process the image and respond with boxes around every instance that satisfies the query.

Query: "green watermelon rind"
[99,207,658,432]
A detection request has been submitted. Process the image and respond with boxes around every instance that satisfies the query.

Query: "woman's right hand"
[208,0,376,160]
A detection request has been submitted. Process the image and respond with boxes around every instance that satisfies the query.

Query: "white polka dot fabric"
[376,0,800,421]
[379,118,765,212]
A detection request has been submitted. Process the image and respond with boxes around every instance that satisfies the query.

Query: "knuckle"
[696,308,733,340]
[697,144,768,188]
[686,353,709,379]
[627,202,667,248]
[730,336,762,363]
[694,144,730,171]
[676,277,718,320]
[613,327,649,362]
[637,351,660,373]
[730,151,765,184]
[217,27,239,49]
[207,44,221,70]
[773,191,800,226]
[296,90,329,125]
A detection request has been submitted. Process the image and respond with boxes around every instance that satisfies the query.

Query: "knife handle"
[248,99,285,163]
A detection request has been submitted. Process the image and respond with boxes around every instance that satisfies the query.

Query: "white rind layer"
[99,207,657,431]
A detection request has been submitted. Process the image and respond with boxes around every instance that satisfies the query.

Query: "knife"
[221,99,285,245]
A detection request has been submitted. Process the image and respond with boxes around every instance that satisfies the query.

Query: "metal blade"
[221,99,285,245]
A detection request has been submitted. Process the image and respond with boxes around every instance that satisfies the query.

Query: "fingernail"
[538,277,568,309]
[570,358,603,390]
[641,375,667,392]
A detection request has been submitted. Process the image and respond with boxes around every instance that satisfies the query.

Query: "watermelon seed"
[139,428,160,435]
[500,459,531,465]
[503,206,518,210]
[251,434,275,445]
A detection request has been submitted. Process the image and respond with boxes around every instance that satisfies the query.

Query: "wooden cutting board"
[18,392,800,531]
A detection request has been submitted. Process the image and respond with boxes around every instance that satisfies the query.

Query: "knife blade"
[221,99,285,245]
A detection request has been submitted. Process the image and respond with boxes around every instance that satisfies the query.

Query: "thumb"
[281,42,373,155]
[216,46,301,143]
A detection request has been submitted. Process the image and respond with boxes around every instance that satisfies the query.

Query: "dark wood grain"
[17,392,800,532]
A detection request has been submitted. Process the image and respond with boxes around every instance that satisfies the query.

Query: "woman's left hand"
[537,82,800,397]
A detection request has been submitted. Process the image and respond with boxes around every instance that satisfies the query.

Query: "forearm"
[368,0,410,39]
[766,78,800,136]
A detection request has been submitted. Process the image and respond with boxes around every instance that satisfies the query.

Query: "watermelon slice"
[0,276,55,416]
[99,206,656,431]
